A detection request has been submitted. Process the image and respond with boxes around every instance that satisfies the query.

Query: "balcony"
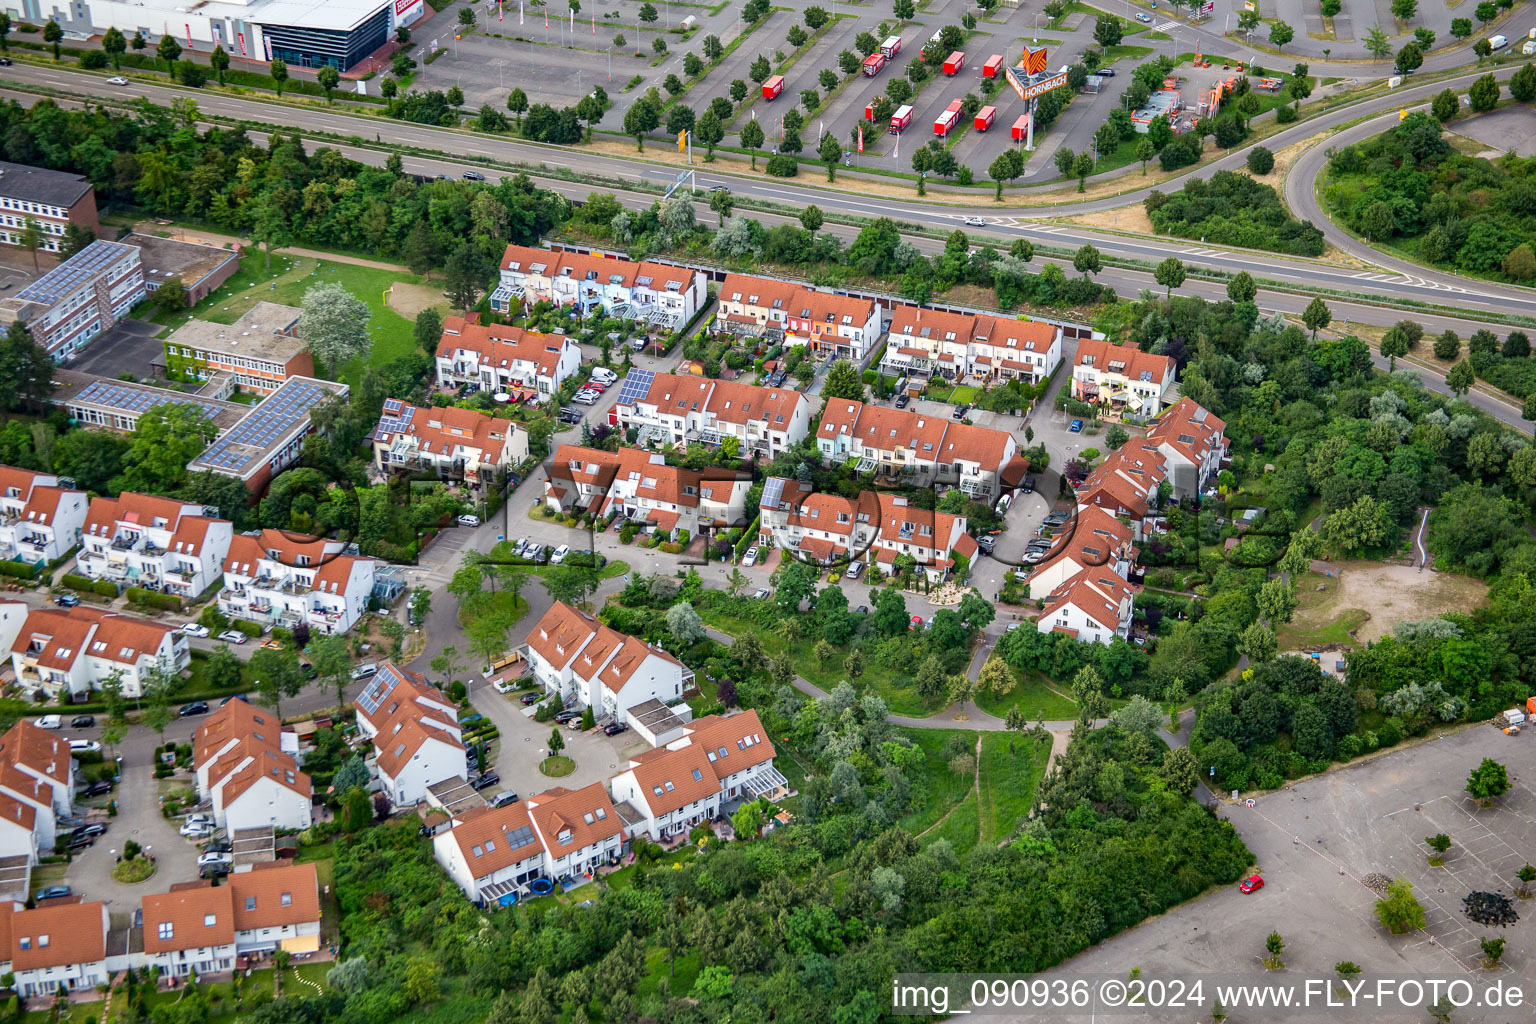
[109,533,144,553]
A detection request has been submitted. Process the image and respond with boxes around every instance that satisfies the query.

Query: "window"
[691,768,703,781]
[18,937,28,950]
[245,897,256,911]
[484,840,496,853]
[558,829,573,844]
[159,923,174,940]
[204,914,217,927]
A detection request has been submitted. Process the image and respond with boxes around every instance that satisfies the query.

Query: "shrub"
[1275,103,1298,123]
[125,587,182,612]
[231,619,265,638]
[766,153,799,177]
[0,560,36,580]
[198,605,229,631]
[1246,146,1275,175]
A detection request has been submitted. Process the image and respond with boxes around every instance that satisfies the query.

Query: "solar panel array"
[615,368,656,408]
[18,241,132,305]
[73,379,226,421]
[356,671,400,716]
[760,476,785,511]
[193,379,331,473]
[377,397,417,436]
[503,824,536,849]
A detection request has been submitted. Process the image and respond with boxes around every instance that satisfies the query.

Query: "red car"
[1240,875,1264,893]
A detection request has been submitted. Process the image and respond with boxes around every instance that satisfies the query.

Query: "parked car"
[462,170,487,181]
[1240,875,1265,893]
[753,587,771,600]
[520,692,543,706]
[492,790,520,808]
[525,543,547,563]
[184,814,214,828]
[1096,67,1116,76]
[68,739,102,754]
[952,403,970,420]
[845,560,864,580]
[200,863,231,879]
[572,391,597,405]
[71,715,95,729]
[1022,475,1036,494]
[602,722,628,736]
[741,546,759,567]
[550,544,570,564]
[558,407,585,424]
[1069,419,1083,432]
[178,701,210,717]
[197,851,233,868]
[963,216,985,227]
[260,639,284,651]
[34,886,70,901]
[73,823,107,839]
[82,780,113,797]
[910,615,924,630]
[180,623,210,638]
[457,514,481,527]
[554,709,581,723]
[66,834,95,852]
[470,771,500,791]
[53,592,80,608]
[591,367,618,384]
[995,493,1013,515]
[33,716,61,730]
[894,393,911,409]
[220,694,250,706]
[218,630,247,644]
[351,663,379,680]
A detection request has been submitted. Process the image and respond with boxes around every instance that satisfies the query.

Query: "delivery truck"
[763,75,785,100]
[943,50,966,75]
[934,109,960,136]
[889,104,913,133]
[974,105,996,131]
[982,54,1003,78]
[1010,113,1031,140]
[881,35,903,58]
[862,52,886,76]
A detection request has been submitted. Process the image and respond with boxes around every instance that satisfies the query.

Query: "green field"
[898,729,980,836]
[977,731,1052,844]
[897,727,1050,854]
[973,657,1081,720]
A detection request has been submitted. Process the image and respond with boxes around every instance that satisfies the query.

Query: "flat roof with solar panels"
[16,240,137,306]
[187,376,348,482]
[48,367,246,433]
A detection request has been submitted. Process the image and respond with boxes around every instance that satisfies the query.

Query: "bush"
[766,153,799,177]
[198,605,229,631]
[125,587,182,612]
[78,50,109,69]
[61,572,94,592]
[1246,146,1275,175]
[0,560,37,580]
[1274,103,1298,123]
[231,619,265,638]
[1145,169,1325,257]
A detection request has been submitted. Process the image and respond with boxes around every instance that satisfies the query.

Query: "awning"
[280,934,321,954]
[741,764,788,797]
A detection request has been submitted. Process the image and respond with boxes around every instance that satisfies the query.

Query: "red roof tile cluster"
[438,317,574,379]
[4,901,105,970]
[1146,397,1226,470]
[372,403,519,465]
[11,607,178,673]
[525,602,685,695]
[1041,570,1139,638]
[83,493,226,556]
[1072,338,1176,386]
[0,466,79,527]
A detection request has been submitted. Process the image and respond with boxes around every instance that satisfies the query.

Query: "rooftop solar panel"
[356,671,400,715]
[191,378,334,474]
[760,476,785,511]
[615,368,656,407]
[72,380,225,421]
[18,240,135,305]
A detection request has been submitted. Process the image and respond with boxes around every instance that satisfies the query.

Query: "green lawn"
[136,252,299,329]
[897,729,979,836]
[924,789,980,856]
[973,658,1081,720]
[640,947,701,998]
[457,590,530,630]
[1102,43,1154,62]
[977,731,1051,844]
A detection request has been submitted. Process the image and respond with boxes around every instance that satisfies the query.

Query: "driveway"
[468,678,647,790]
[65,319,166,380]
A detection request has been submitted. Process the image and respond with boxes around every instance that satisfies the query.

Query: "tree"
[317,66,340,104]
[43,19,63,60]
[1379,326,1410,370]
[1434,331,1461,360]
[1145,255,1186,300]
[703,34,724,60]
[750,54,772,83]
[1376,877,1426,933]
[458,4,477,26]
[1071,151,1094,191]
[988,149,1024,200]
[1515,863,1536,899]
[309,633,353,712]
[740,119,765,169]
[1302,297,1331,339]
[1247,146,1275,175]
[15,219,42,274]
[1467,758,1510,806]
[299,282,371,375]
[1236,621,1277,664]
[666,602,705,646]
[250,647,305,721]
[624,97,660,151]
[1451,16,1472,38]
[800,204,823,233]
[547,726,565,760]
[1512,62,1536,103]
[115,404,218,494]
[1446,359,1475,397]
[1509,246,1536,282]
[1469,73,1500,112]
[103,27,127,69]
[1413,26,1435,49]
[1264,931,1285,968]
[1363,25,1392,59]
[1269,21,1294,48]
[895,0,915,17]
[1476,0,1497,22]
[1094,13,1122,47]
[1425,833,1452,865]
[1227,271,1257,303]
[1160,746,1200,794]
[1394,42,1423,74]
[707,187,733,226]
[1391,0,1417,19]
[822,359,866,401]
[204,646,243,693]
[1481,936,1506,968]
[507,87,529,124]
[1073,244,1102,278]
[819,134,843,181]
[270,59,289,97]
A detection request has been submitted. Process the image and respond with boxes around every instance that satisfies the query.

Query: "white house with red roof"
[524,782,626,880]
[882,306,1062,386]
[610,372,811,457]
[814,400,1017,501]
[491,245,707,328]
[0,467,87,566]
[353,663,467,806]
[371,399,529,486]
[75,493,232,598]
[1037,569,1139,646]
[716,274,882,361]
[194,701,311,833]
[434,316,582,398]
[219,530,375,636]
[0,719,79,854]
[521,602,694,724]
[1026,505,1138,597]
[757,481,977,580]
[1075,443,1167,538]
[6,605,188,700]
[0,899,116,997]
[1144,398,1227,499]
[1070,339,1178,419]
[544,445,752,540]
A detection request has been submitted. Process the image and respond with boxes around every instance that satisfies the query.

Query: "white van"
[1490,33,1508,50]
[1524,38,1536,54]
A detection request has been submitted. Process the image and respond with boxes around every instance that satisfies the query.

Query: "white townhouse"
[1075,443,1168,538]
[195,701,311,834]
[757,480,977,581]
[5,605,188,700]
[521,602,694,724]
[0,467,87,566]
[492,245,707,329]
[814,400,1018,500]
[715,274,883,362]
[1037,568,1139,646]
[434,316,582,398]
[0,719,78,852]
[524,783,626,881]
[76,493,232,599]
[881,306,1062,386]
[228,863,323,956]
[1070,338,1178,420]
[1145,397,1227,500]
[610,372,811,457]
[1026,505,1139,597]
[544,445,752,540]
[219,530,375,637]
[353,664,468,807]
[371,399,530,486]
[140,885,237,979]
[0,900,116,998]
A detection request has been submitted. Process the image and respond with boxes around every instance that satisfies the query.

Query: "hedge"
[0,560,37,580]
[62,573,118,598]
[231,618,266,638]
[126,587,182,612]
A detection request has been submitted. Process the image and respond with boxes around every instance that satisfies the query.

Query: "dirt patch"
[1056,203,1156,236]
[387,282,448,320]
[1283,562,1489,649]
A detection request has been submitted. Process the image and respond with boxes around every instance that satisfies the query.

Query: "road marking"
[1154,19,1178,31]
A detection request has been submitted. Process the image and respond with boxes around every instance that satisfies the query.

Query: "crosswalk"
[1180,246,1231,259]
[1153,19,1178,32]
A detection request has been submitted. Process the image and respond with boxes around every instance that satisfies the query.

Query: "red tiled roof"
[1073,338,1175,386]
[229,862,320,931]
[7,901,105,971]
[141,886,234,954]
[680,710,776,781]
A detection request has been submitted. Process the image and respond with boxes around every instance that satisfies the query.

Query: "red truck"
[974,105,996,131]
[943,50,965,75]
[881,35,902,58]
[934,98,963,136]
[865,98,882,120]
[1011,113,1031,140]
[862,52,886,76]
[763,75,784,100]
[982,54,1003,78]
[889,103,913,133]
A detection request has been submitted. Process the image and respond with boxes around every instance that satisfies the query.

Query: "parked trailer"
[982,54,1003,78]
[943,51,966,75]
[974,105,996,131]
[763,75,785,99]
[1010,113,1031,140]
[881,35,902,58]
[865,98,883,120]
[862,52,887,76]
[889,104,914,133]
[934,108,960,136]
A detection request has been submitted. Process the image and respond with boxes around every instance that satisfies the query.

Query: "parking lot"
[1039,726,1536,1022]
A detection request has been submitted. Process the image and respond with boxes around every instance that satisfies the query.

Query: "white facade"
[715,274,883,362]
[1037,570,1138,646]
[0,468,87,566]
[880,306,1062,385]
[521,602,693,721]
[611,373,811,457]
[372,400,530,485]
[1070,338,1178,419]
[8,606,189,700]
[544,445,752,540]
[219,530,374,636]
[491,245,707,329]
[434,317,583,397]
[354,664,468,807]
[76,493,232,600]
